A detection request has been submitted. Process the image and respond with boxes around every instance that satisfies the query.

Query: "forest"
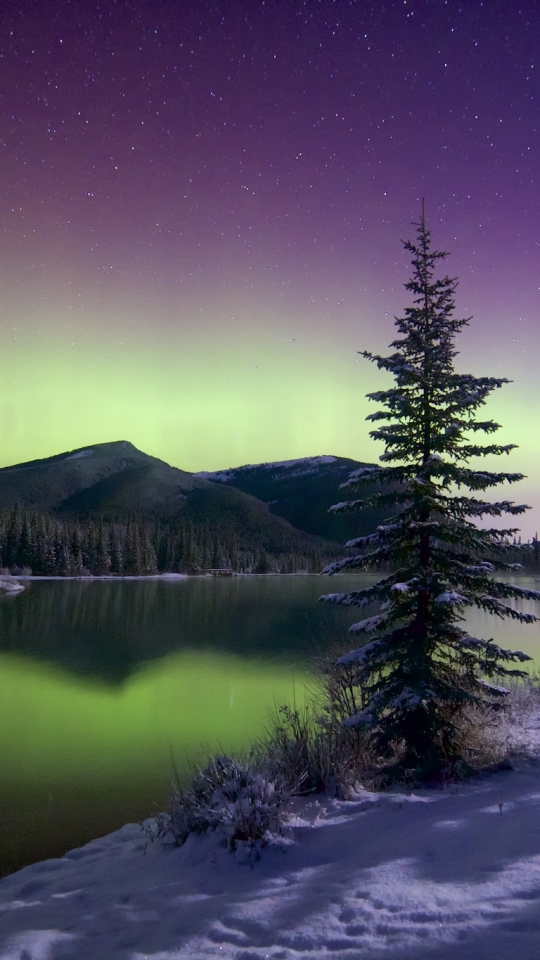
[0,507,327,576]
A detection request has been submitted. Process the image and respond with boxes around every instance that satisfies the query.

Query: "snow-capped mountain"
[197,455,390,543]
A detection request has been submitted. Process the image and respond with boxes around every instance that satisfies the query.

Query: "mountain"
[0,442,339,566]
[0,441,197,515]
[197,455,390,543]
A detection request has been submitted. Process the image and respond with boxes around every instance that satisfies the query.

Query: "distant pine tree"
[71,528,85,576]
[16,516,33,569]
[37,516,57,574]
[56,538,72,576]
[141,535,158,574]
[321,207,539,780]
[123,519,142,574]
[95,523,111,575]
[108,528,122,575]
[5,505,21,568]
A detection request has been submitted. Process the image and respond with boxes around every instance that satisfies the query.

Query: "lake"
[1,573,540,877]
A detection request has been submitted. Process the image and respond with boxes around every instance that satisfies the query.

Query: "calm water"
[1,572,540,877]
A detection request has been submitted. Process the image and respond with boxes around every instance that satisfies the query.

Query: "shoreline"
[3,572,191,581]
[0,570,324,588]
[0,570,323,594]
[1,568,538,586]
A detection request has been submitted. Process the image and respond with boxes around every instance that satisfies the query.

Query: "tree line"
[0,508,326,576]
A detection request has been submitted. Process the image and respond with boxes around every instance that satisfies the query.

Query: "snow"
[476,679,511,696]
[0,578,24,593]
[434,592,468,604]
[349,613,388,633]
[337,637,388,665]
[5,717,540,959]
[63,449,94,460]
[339,466,378,488]
[196,456,337,482]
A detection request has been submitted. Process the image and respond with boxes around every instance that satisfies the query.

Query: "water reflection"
[0,575,372,875]
[1,572,539,876]
[0,576,373,682]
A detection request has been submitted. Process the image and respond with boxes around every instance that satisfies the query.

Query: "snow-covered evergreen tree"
[320,208,539,779]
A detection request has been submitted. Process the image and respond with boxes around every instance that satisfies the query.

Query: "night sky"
[1,0,539,534]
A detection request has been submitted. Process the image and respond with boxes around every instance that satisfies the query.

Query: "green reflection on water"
[1,649,309,783]
[0,647,310,876]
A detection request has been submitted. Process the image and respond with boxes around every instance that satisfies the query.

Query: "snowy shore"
[0,572,193,593]
[4,573,190,581]
[0,577,24,594]
[3,716,540,959]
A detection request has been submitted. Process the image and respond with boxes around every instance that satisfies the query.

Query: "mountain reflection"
[0,576,366,683]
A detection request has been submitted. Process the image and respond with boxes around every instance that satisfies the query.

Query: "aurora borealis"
[1,0,539,533]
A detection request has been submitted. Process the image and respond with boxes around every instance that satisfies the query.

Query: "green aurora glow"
[0,308,537,536]
[1,649,309,784]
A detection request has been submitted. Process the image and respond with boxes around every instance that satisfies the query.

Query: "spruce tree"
[321,208,539,779]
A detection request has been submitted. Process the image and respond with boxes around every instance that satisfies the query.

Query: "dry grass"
[260,649,540,790]
[257,646,381,797]
[506,673,540,724]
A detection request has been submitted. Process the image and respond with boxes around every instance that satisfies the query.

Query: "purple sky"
[1,0,539,534]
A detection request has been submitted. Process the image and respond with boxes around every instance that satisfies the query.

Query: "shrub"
[152,755,287,851]
[261,652,378,798]
[149,658,537,859]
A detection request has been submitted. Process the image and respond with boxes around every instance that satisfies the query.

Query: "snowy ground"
[0,578,25,593]
[3,718,540,960]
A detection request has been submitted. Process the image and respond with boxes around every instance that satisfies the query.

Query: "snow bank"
[0,578,24,594]
[3,714,540,958]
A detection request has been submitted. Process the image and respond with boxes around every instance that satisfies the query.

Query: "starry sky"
[1,0,539,534]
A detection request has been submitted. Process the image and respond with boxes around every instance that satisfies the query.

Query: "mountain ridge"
[0,442,347,572]
[0,441,389,547]
[196,453,389,542]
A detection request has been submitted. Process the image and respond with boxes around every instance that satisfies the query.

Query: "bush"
[151,755,288,851]
[261,650,378,798]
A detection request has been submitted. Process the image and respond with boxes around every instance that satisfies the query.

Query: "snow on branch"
[457,635,532,662]
[328,499,365,514]
[461,562,494,574]
[344,532,380,549]
[387,687,425,710]
[476,679,510,696]
[342,708,376,729]
[321,556,368,575]
[349,614,388,634]
[434,591,468,605]
[479,595,539,623]
[337,637,390,666]
[341,466,378,484]
[319,592,370,608]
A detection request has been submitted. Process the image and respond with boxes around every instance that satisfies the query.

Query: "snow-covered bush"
[154,755,287,851]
